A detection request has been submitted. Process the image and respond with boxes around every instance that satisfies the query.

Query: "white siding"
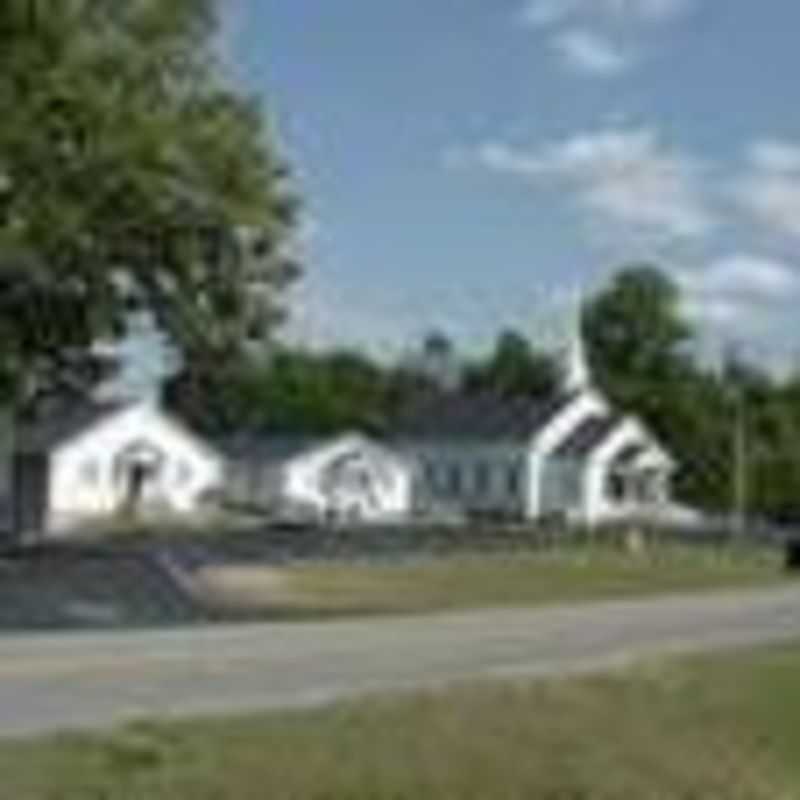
[526,390,609,519]
[403,442,529,517]
[582,417,674,526]
[539,456,583,518]
[224,461,285,510]
[282,435,412,522]
[47,402,224,533]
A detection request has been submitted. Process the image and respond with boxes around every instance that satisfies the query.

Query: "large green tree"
[583,266,732,509]
[172,345,402,437]
[582,265,800,518]
[0,0,299,408]
[583,266,692,410]
[464,329,558,398]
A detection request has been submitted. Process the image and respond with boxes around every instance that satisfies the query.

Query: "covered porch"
[582,419,676,527]
[603,444,673,520]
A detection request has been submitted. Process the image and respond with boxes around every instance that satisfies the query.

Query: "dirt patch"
[190,566,303,612]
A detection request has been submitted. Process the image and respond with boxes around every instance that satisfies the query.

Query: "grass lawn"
[4,644,800,798]
[191,542,787,619]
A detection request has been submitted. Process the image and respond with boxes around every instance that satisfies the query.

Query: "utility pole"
[732,384,747,538]
[726,342,747,538]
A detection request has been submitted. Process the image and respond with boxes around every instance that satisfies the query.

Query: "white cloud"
[735,139,800,239]
[682,295,743,327]
[520,0,580,28]
[552,29,633,75]
[679,255,800,301]
[606,0,691,23]
[284,278,408,357]
[748,140,800,173]
[465,127,714,241]
[520,0,690,28]
[678,254,800,331]
[738,177,800,238]
[519,0,691,77]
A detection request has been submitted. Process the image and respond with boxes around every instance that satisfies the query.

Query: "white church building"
[8,403,413,537]
[219,431,412,524]
[5,327,678,537]
[394,334,676,527]
[11,399,225,536]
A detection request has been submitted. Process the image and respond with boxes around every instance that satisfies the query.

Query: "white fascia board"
[54,400,223,468]
[588,416,672,471]
[50,400,142,460]
[288,431,411,473]
[629,446,675,472]
[525,389,608,519]
[530,389,609,457]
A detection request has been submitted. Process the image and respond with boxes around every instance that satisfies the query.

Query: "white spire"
[561,287,591,393]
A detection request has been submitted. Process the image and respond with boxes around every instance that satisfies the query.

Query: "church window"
[474,461,490,496]
[448,464,462,497]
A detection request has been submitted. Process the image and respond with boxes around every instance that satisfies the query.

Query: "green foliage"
[464,328,558,398]
[584,265,692,405]
[584,264,800,519]
[170,328,559,437]
[168,346,408,436]
[0,0,299,406]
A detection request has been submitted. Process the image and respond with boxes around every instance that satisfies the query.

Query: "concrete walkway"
[2,585,800,738]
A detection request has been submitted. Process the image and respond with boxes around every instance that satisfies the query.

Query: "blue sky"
[219,0,800,370]
[125,0,800,390]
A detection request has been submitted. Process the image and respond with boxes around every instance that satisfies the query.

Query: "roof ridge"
[392,388,573,441]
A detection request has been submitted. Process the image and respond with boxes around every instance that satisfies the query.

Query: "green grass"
[193,543,787,618]
[5,644,800,798]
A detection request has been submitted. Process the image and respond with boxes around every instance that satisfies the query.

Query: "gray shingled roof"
[614,443,646,466]
[14,400,132,453]
[214,433,323,465]
[553,414,620,459]
[216,432,414,470]
[391,390,577,442]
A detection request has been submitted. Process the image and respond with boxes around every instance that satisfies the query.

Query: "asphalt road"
[2,585,800,739]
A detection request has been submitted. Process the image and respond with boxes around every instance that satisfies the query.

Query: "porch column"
[653,469,670,505]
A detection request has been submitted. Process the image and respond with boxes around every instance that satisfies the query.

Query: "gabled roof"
[214,433,321,465]
[614,443,646,466]
[611,439,675,471]
[553,414,620,459]
[215,430,407,468]
[14,399,134,453]
[391,390,577,442]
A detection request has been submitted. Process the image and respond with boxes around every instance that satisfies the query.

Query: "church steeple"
[560,291,591,394]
